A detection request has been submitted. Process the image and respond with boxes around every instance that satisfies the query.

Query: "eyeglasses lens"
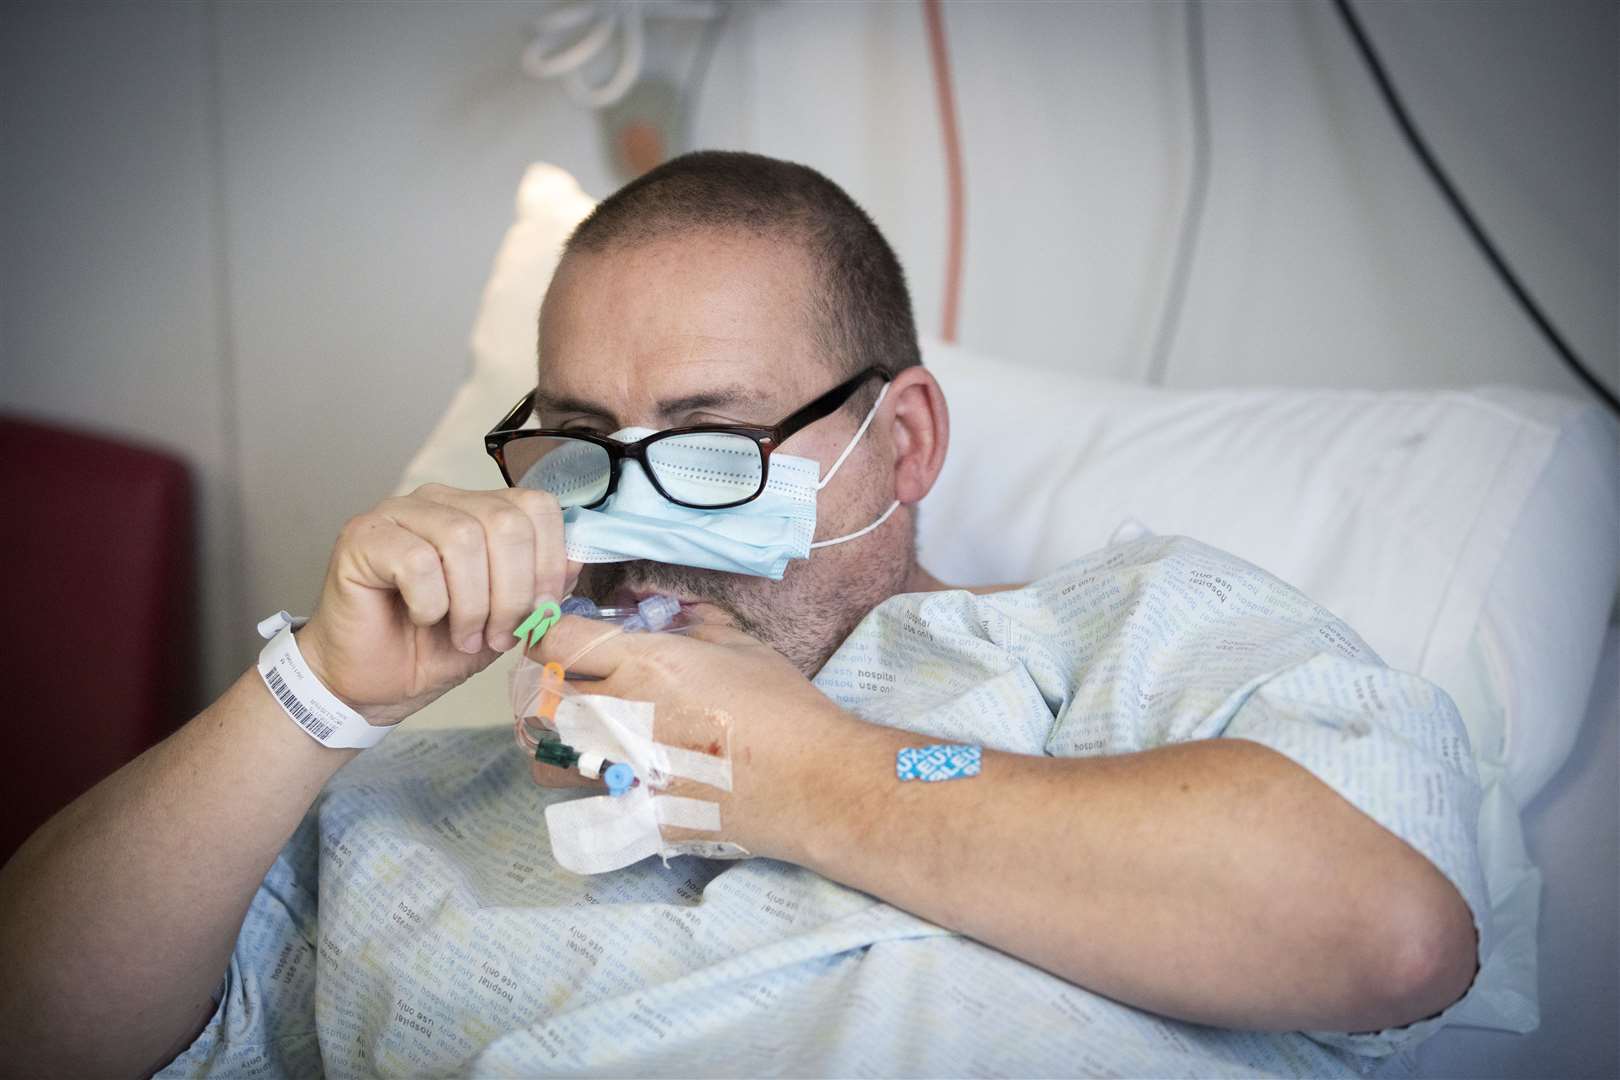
[645,432,764,507]
[507,436,612,508]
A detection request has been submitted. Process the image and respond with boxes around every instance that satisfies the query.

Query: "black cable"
[1332,0,1619,415]
[1146,0,1211,386]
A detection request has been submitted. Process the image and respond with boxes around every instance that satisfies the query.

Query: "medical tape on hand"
[646,743,733,791]
[543,693,733,872]
[547,790,726,876]
[546,788,732,875]
[595,705,732,791]
[554,695,658,780]
[551,627,733,789]
[653,795,722,831]
[546,787,662,873]
[544,762,727,876]
[553,696,730,791]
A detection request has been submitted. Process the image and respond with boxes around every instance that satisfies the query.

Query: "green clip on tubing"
[515,601,562,650]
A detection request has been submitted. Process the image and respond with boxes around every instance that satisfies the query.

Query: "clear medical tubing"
[510,593,692,770]
[560,593,685,633]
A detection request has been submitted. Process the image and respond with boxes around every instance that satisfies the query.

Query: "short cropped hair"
[564,151,921,400]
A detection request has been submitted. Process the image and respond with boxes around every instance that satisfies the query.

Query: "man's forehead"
[537,347,798,418]
[537,232,827,417]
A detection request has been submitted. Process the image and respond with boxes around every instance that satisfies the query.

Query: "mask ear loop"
[808,381,898,548]
[814,381,890,491]
[809,499,900,548]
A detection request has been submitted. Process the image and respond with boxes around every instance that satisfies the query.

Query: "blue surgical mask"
[545,384,898,580]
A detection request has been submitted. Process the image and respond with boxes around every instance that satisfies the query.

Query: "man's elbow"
[1359,874,1478,1030]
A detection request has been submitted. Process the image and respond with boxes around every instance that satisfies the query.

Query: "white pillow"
[395,163,595,496]
[1466,392,1620,804]
[395,162,1620,813]
[920,342,1620,805]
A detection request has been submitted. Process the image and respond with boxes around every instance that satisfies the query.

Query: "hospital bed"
[396,164,1620,1078]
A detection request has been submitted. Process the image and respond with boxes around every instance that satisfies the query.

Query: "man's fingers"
[348,486,581,656]
[679,622,765,650]
[344,518,451,627]
[531,616,767,681]
[417,486,583,652]
[376,496,493,653]
[500,487,573,604]
[533,615,642,678]
[416,487,541,651]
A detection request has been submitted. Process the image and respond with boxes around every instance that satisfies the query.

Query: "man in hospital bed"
[0,152,1489,1077]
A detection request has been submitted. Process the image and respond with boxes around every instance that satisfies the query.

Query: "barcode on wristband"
[264,666,337,742]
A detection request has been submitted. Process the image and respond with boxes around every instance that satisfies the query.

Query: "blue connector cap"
[637,594,682,631]
[603,762,635,796]
[560,596,600,618]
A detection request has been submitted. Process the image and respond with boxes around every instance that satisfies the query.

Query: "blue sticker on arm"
[896,744,982,782]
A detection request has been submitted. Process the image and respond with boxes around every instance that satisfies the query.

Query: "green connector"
[534,736,581,771]
[515,600,562,649]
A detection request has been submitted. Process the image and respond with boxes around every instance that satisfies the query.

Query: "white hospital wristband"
[255,611,391,749]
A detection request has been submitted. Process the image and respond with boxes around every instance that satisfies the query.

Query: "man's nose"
[609,454,662,497]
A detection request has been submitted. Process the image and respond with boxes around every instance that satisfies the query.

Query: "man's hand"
[0,483,587,1075]
[298,484,581,725]
[525,614,1476,1036]
[526,615,858,859]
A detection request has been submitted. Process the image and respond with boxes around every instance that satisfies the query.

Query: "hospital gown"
[161,536,1491,1078]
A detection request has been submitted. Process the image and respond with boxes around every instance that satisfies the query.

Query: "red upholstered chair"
[0,416,196,863]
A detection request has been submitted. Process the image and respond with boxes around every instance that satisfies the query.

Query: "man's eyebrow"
[654,385,757,420]
[533,385,765,423]
[532,391,613,419]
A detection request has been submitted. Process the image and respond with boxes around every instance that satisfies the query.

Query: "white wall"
[2,0,1615,700]
[726,0,1617,390]
[212,1,614,691]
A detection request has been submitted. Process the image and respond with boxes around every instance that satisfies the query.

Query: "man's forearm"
[783,719,1476,1034]
[0,667,359,1076]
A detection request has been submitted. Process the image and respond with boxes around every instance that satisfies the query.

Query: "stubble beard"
[575,519,913,677]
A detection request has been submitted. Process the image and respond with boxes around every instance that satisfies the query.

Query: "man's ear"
[886,366,949,505]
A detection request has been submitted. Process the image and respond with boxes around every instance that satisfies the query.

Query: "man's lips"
[608,586,701,609]
[605,586,732,626]
[609,586,671,607]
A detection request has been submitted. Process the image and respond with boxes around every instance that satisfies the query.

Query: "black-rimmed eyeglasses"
[485,367,890,510]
